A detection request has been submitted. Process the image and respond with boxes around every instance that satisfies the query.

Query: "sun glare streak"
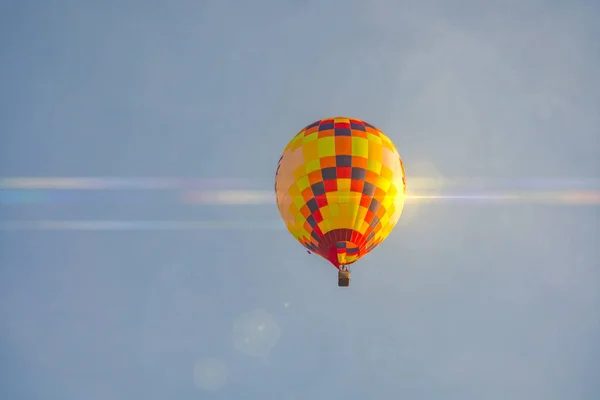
[0,177,599,207]
[0,220,282,231]
[0,176,598,231]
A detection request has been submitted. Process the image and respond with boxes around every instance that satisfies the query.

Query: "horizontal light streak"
[1,177,599,190]
[0,177,249,190]
[0,220,282,231]
[0,177,598,206]
[1,189,598,205]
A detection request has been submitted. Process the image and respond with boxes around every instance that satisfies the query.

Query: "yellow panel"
[387,184,398,197]
[303,140,319,163]
[329,203,339,217]
[332,215,348,228]
[367,159,382,173]
[292,194,305,209]
[326,192,339,205]
[353,205,369,231]
[323,218,334,232]
[377,175,392,192]
[337,190,351,204]
[305,158,321,173]
[351,137,369,158]
[287,183,301,197]
[368,143,383,162]
[348,203,359,219]
[367,132,382,144]
[319,204,331,220]
[381,193,394,209]
[348,192,361,205]
[293,165,306,181]
[317,221,328,234]
[288,203,299,217]
[338,204,352,219]
[317,137,336,158]
[337,179,351,191]
[380,164,394,180]
[296,175,310,192]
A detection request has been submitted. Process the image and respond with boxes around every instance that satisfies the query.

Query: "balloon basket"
[338,270,351,287]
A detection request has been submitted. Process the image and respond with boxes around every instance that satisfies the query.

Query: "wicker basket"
[338,270,351,287]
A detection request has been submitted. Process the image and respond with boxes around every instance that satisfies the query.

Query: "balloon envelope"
[275,117,406,269]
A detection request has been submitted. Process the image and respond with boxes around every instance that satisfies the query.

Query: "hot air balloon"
[275,117,406,287]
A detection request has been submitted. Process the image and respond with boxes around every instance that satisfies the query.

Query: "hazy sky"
[1,1,599,399]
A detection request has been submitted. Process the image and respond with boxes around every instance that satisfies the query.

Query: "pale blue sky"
[1,1,599,399]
